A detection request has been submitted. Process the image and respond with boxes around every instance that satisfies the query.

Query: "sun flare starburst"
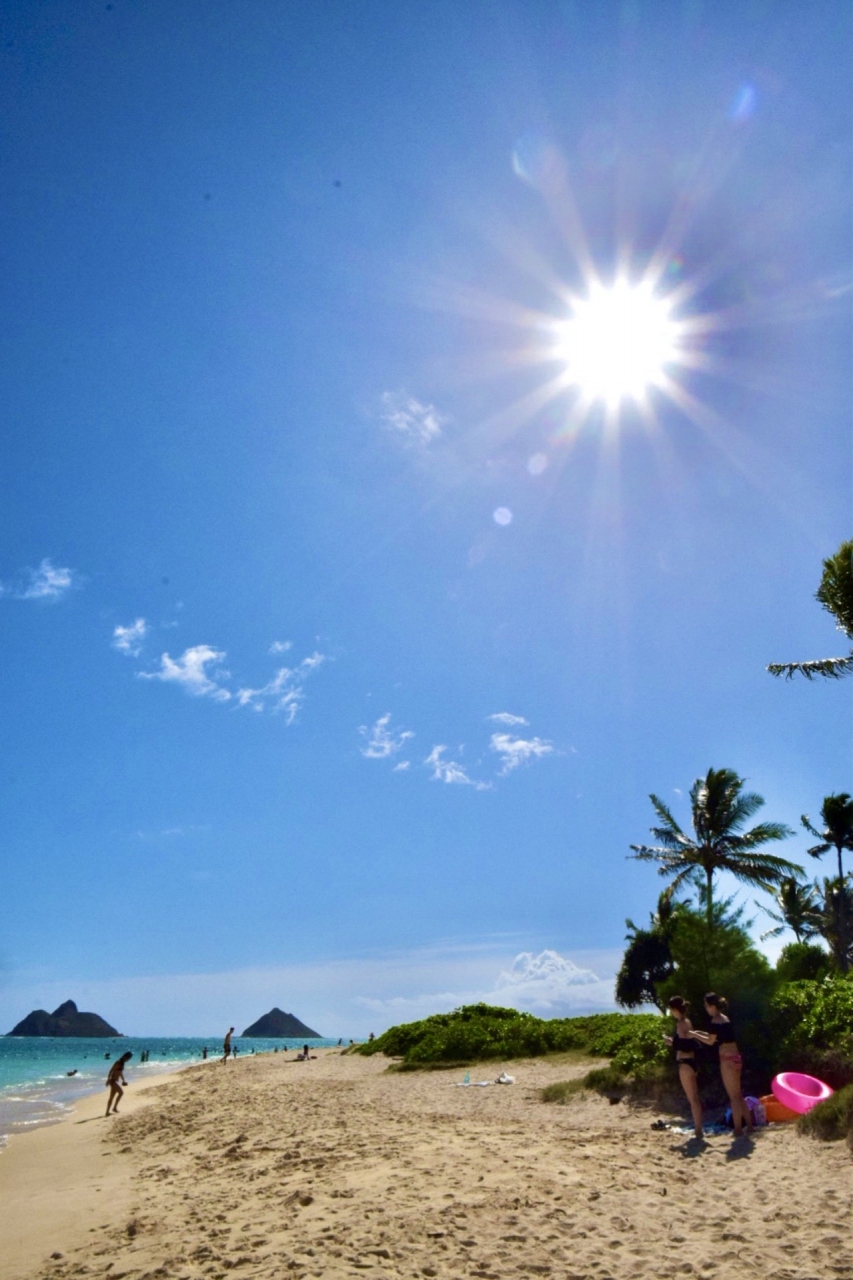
[554,279,683,408]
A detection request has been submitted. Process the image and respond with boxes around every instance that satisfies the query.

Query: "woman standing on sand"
[105,1051,133,1116]
[688,993,753,1137]
[663,997,703,1139]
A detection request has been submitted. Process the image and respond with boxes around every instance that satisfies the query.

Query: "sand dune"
[3,1049,852,1280]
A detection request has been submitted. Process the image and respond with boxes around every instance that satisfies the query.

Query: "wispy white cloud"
[236,653,324,724]
[489,731,553,776]
[488,712,528,726]
[380,391,444,445]
[112,618,148,656]
[425,745,490,790]
[269,640,292,655]
[139,645,232,702]
[359,712,414,760]
[392,760,411,772]
[7,558,78,602]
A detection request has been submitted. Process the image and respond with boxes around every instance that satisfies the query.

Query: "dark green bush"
[798,1083,853,1142]
[357,1004,667,1070]
[775,942,832,984]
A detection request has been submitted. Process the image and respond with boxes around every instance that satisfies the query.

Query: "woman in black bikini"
[688,992,753,1137]
[663,996,703,1138]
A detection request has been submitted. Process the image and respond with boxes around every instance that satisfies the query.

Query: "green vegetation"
[768,537,853,680]
[774,941,832,984]
[356,1003,666,1072]
[797,1084,853,1145]
[629,767,798,930]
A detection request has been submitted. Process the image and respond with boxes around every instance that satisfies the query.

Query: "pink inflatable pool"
[771,1072,833,1115]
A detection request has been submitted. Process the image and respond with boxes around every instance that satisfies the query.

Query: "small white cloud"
[488,712,528,726]
[392,761,411,772]
[269,640,292,655]
[139,645,231,702]
[380,391,444,445]
[359,712,414,760]
[425,745,490,790]
[493,507,513,526]
[236,653,324,725]
[17,559,77,601]
[113,618,148,657]
[489,731,553,776]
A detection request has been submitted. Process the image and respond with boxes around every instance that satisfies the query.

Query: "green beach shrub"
[357,1004,668,1070]
[775,941,832,984]
[770,975,853,1085]
[797,1083,853,1142]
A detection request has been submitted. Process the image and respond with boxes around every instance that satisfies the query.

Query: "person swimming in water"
[105,1051,133,1116]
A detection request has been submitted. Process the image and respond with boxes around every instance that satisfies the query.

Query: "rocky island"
[6,999,122,1037]
[242,1008,320,1038]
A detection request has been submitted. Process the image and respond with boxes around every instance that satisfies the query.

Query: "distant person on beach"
[688,993,754,1137]
[202,1046,208,1059]
[222,1028,234,1063]
[663,997,703,1139]
[105,1051,133,1116]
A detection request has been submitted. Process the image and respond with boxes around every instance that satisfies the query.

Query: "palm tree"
[758,876,821,943]
[768,538,853,680]
[802,793,853,882]
[814,876,853,974]
[629,767,800,931]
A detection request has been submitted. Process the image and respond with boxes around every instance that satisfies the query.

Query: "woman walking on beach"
[105,1051,133,1116]
[689,993,753,1137]
[663,997,703,1138]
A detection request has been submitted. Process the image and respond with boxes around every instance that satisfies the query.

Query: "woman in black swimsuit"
[688,992,753,1137]
[663,996,703,1138]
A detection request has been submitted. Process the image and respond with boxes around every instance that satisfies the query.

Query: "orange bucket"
[760,1093,798,1123]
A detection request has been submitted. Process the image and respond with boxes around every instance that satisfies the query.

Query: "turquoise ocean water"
[0,1036,340,1144]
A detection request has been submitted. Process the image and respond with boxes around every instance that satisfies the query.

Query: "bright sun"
[557,279,682,407]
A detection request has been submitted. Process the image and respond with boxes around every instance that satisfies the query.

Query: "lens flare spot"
[493,507,513,526]
[527,453,548,476]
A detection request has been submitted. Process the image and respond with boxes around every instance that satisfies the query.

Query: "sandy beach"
[1,1049,851,1280]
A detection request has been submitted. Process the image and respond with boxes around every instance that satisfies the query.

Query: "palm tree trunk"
[836,842,844,882]
[704,866,714,989]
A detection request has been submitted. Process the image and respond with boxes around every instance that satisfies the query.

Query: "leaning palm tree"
[802,793,853,882]
[758,876,821,943]
[768,538,853,680]
[630,767,800,930]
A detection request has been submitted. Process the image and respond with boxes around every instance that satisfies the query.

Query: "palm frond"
[647,794,685,836]
[767,653,853,680]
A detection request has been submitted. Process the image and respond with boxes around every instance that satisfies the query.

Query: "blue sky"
[1,2,850,1036]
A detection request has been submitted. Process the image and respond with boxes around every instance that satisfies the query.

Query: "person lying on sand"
[105,1051,133,1116]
